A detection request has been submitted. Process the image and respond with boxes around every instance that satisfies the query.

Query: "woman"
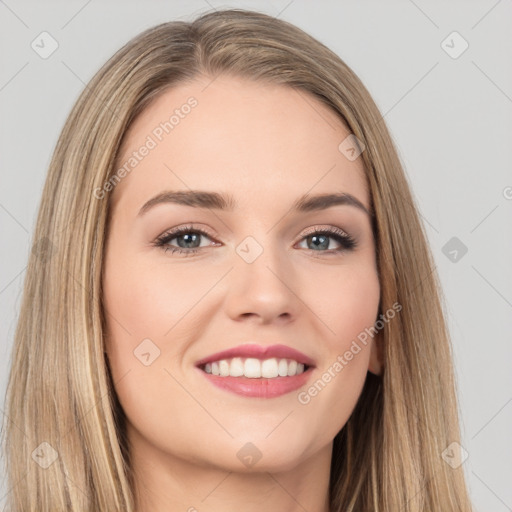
[1,8,474,511]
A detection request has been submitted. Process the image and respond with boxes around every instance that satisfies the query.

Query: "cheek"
[102,253,191,441]
[294,266,379,442]
[312,262,380,350]
[103,251,212,349]
[102,246,225,396]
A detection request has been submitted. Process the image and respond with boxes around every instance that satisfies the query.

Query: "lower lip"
[198,368,313,398]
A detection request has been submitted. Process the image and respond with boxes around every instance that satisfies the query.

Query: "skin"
[102,74,383,512]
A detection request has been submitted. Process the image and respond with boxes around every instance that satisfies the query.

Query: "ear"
[368,330,384,376]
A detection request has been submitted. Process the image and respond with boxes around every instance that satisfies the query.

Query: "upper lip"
[195,343,316,368]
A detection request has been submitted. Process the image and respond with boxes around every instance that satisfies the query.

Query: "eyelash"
[153,224,358,257]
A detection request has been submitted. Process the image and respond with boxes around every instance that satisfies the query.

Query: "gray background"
[1,1,511,510]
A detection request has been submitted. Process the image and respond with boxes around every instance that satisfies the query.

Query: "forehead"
[111,74,369,214]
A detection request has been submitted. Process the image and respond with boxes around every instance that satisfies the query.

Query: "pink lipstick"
[195,343,315,398]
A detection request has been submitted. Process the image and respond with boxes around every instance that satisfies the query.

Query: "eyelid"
[300,224,351,239]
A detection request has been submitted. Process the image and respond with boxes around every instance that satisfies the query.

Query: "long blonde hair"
[2,8,474,511]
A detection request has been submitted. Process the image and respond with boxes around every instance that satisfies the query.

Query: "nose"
[223,236,301,325]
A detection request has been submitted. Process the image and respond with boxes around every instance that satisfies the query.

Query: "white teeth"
[219,360,230,376]
[230,357,244,377]
[261,358,278,378]
[203,357,308,378]
[278,359,288,377]
[244,358,261,378]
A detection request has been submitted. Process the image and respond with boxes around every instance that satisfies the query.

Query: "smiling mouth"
[199,357,311,379]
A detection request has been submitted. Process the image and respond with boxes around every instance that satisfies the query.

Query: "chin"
[206,433,316,474]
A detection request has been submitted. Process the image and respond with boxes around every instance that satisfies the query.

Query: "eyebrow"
[138,189,372,217]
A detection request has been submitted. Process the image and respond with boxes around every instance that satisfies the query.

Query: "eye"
[153,224,217,256]
[296,226,357,254]
[153,224,357,256]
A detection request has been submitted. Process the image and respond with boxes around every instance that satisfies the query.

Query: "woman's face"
[103,74,381,474]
